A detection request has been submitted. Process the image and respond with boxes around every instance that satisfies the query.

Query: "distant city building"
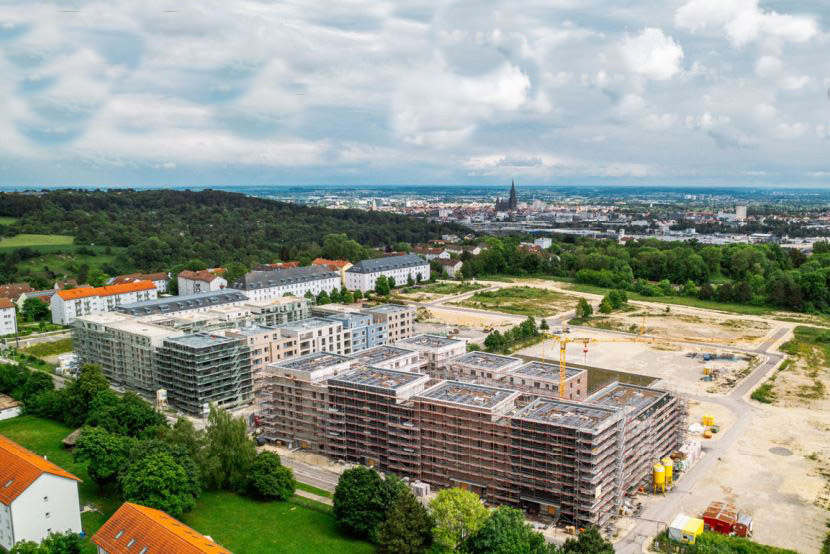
[93,502,231,554]
[533,237,552,249]
[50,281,157,325]
[736,205,747,221]
[495,180,518,211]
[0,436,82,550]
[177,269,227,295]
[0,298,17,336]
[232,266,340,302]
[345,254,429,292]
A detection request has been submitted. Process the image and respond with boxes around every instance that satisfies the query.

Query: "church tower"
[508,179,517,210]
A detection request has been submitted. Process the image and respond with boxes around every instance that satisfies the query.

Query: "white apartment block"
[232,266,341,302]
[50,281,158,325]
[0,436,82,551]
[346,345,423,372]
[395,334,468,376]
[0,298,17,336]
[345,254,429,292]
[177,270,227,295]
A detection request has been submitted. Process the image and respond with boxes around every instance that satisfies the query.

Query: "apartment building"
[224,325,286,375]
[346,345,423,372]
[395,334,467,374]
[328,368,431,477]
[0,436,82,551]
[73,312,180,394]
[272,317,351,357]
[232,266,340,302]
[246,296,310,326]
[51,281,157,325]
[0,298,16,336]
[156,333,253,416]
[93,502,231,554]
[447,351,523,382]
[110,272,170,293]
[363,304,416,343]
[316,311,386,351]
[115,289,249,317]
[177,269,227,295]
[311,258,353,287]
[345,254,430,292]
[503,362,588,401]
[256,352,354,450]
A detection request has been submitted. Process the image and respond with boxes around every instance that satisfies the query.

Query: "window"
[43,496,49,502]
[45,512,50,518]
[128,538,137,547]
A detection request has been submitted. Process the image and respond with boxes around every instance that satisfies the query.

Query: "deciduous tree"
[245,451,296,500]
[74,427,133,491]
[201,405,256,491]
[376,489,433,554]
[466,506,548,554]
[429,488,489,552]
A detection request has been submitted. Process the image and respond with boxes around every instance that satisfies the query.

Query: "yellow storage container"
[702,415,715,426]
[662,457,674,487]
[653,463,666,493]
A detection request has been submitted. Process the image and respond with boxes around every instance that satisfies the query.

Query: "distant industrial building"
[50,281,158,325]
[232,266,340,302]
[345,255,429,292]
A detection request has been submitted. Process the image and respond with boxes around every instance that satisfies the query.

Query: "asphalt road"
[281,458,341,492]
[613,326,788,553]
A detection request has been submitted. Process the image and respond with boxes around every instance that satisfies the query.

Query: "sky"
[0,0,829,187]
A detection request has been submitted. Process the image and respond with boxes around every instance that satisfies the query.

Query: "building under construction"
[258,354,685,526]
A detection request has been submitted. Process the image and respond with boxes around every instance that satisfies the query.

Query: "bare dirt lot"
[516,330,756,397]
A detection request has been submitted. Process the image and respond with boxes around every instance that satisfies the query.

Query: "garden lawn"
[455,286,574,317]
[0,234,75,249]
[409,282,484,295]
[183,491,374,554]
[0,217,17,225]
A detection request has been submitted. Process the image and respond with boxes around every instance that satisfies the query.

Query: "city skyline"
[1,1,829,187]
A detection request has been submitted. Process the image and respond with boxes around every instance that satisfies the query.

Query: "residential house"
[15,290,56,310]
[0,436,82,550]
[232,266,340,302]
[177,269,227,295]
[93,502,231,554]
[50,281,158,325]
[0,298,16,336]
[110,272,170,293]
[436,258,463,278]
[0,283,33,303]
[412,246,449,261]
[311,258,353,287]
[254,261,300,270]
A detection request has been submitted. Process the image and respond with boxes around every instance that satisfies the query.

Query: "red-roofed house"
[311,258,353,286]
[93,502,231,554]
[177,270,227,296]
[0,283,33,302]
[0,435,82,550]
[110,272,170,293]
[50,281,158,325]
[436,258,464,278]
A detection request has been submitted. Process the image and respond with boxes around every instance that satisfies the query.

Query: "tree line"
[332,465,614,554]
[457,235,830,313]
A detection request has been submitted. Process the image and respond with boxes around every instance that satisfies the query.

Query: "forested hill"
[0,189,468,271]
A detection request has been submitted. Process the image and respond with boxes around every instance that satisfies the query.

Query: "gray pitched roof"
[346,254,428,274]
[233,266,339,290]
[115,289,248,316]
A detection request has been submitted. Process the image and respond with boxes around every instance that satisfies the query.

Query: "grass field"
[455,286,574,317]
[0,234,75,249]
[14,245,125,281]
[0,416,372,554]
[405,282,484,295]
[778,326,829,400]
[0,216,17,225]
[22,338,73,357]
[296,482,333,498]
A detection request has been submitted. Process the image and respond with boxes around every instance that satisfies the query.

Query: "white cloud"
[779,75,813,90]
[754,55,782,77]
[620,28,684,80]
[675,0,818,47]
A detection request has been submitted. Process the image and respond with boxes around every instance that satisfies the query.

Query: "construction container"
[703,501,738,535]
[653,463,666,493]
[668,514,704,544]
[702,415,715,426]
[703,429,713,439]
[662,457,674,487]
[733,514,753,537]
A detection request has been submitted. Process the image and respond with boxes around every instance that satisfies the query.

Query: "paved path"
[613,326,788,553]
[281,458,340,493]
[294,489,333,506]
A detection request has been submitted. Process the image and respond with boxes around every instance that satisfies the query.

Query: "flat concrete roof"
[514,397,617,430]
[225,324,277,337]
[510,361,585,380]
[452,351,520,370]
[275,317,337,332]
[278,351,352,372]
[348,345,416,366]
[398,334,463,349]
[587,382,667,414]
[329,367,427,390]
[363,304,413,314]
[418,381,517,409]
[164,333,238,349]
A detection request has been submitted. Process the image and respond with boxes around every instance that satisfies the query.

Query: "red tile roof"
[0,283,33,301]
[0,298,14,309]
[112,273,168,285]
[0,435,80,505]
[178,270,222,283]
[93,502,232,554]
[56,281,156,301]
[311,258,351,269]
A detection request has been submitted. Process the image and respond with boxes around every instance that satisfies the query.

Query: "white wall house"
[0,298,17,336]
[50,281,157,326]
[0,436,82,550]
[177,270,227,296]
[232,266,341,302]
[345,255,429,292]
[110,272,170,294]
[533,237,553,249]
[437,259,463,278]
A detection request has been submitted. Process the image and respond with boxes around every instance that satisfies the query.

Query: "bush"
[246,451,296,500]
